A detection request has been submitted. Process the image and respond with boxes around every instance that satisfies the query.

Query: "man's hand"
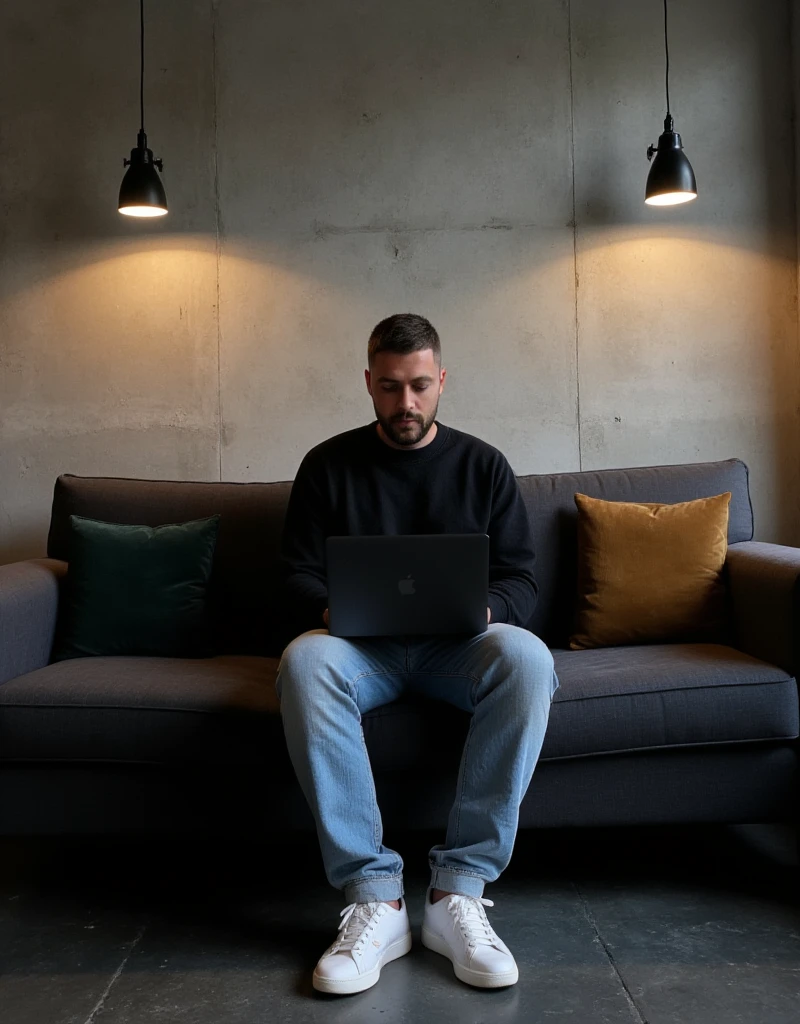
[323,608,330,627]
[487,606,492,624]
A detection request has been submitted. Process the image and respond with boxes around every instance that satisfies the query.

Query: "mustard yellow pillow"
[569,491,732,650]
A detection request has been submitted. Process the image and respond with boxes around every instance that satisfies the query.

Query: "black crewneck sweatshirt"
[277,420,538,638]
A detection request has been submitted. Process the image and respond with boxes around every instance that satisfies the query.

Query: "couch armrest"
[0,558,67,685]
[726,541,800,676]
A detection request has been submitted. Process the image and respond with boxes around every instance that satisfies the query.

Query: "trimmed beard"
[375,402,439,447]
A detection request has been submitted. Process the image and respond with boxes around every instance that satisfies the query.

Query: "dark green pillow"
[52,514,221,661]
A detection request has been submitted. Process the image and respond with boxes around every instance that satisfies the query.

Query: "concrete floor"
[1,823,798,1023]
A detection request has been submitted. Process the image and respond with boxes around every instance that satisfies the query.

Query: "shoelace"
[328,901,387,958]
[446,894,500,949]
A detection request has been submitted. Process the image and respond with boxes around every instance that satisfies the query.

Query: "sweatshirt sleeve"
[486,456,539,628]
[277,453,330,639]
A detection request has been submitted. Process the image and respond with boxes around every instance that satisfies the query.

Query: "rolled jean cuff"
[344,874,404,904]
[429,868,486,899]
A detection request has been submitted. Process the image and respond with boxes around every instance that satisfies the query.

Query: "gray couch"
[0,458,798,843]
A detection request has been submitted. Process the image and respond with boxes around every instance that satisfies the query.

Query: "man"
[275,313,559,996]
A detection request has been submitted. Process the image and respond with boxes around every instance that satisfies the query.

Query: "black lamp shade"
[119,131,167,217]
[645,129,697,206]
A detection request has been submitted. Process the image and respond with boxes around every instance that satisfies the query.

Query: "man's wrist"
[487,594,507,625]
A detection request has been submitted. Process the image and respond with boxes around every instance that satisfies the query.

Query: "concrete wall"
[1,0,798,562]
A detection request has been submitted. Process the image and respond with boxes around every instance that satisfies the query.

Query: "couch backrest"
[48,475,294,657]
[48,457,752,655]
[520,458,753,646]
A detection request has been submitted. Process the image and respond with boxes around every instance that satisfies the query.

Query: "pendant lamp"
[645,0,697,206]
[118,0,167,217]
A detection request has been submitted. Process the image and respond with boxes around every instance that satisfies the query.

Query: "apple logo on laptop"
[398,574,416,596]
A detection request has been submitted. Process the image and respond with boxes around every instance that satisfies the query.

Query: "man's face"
[365,348,446,448]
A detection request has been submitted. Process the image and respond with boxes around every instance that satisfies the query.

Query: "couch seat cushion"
[0,656,283,766]
[545,643,799,759]
[358,643,799,769]
[1,643,796,770]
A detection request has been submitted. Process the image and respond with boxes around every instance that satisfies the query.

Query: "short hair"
[367,313,441,368]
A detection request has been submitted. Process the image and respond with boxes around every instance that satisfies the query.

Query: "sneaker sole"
[312,931,413,995]
[421,925,519,989]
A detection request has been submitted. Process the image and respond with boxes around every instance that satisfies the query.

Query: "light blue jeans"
[275,623,559,904]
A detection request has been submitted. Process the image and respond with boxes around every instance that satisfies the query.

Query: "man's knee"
[488,623,553,670]
[483,625,556,704]
[280,628,330,663]
[277,629,339,699]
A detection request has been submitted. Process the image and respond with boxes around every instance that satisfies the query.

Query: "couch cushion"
[47,475,294,658]
[52,514,221,661]
[569,492,731,650]
[1,643,795,771]
[0,656,283,766]
[359,643,798,770]
[521,458,753,645]
[545,643,799,759]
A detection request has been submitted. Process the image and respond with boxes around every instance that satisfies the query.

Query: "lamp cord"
[139,0,145,132]
[664,0,671,116]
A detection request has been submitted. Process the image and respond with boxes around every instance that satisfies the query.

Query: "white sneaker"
[312,898,412,995]
[421,887,519,988]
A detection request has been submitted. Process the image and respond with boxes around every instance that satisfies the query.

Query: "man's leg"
[406,623,559,898]
[275,629,409,905]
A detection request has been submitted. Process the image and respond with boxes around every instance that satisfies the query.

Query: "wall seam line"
[567,0,581,472]
[212,0,222,482]
[789,0,800,541]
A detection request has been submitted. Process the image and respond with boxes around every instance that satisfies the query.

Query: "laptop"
[325,534,490,638]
